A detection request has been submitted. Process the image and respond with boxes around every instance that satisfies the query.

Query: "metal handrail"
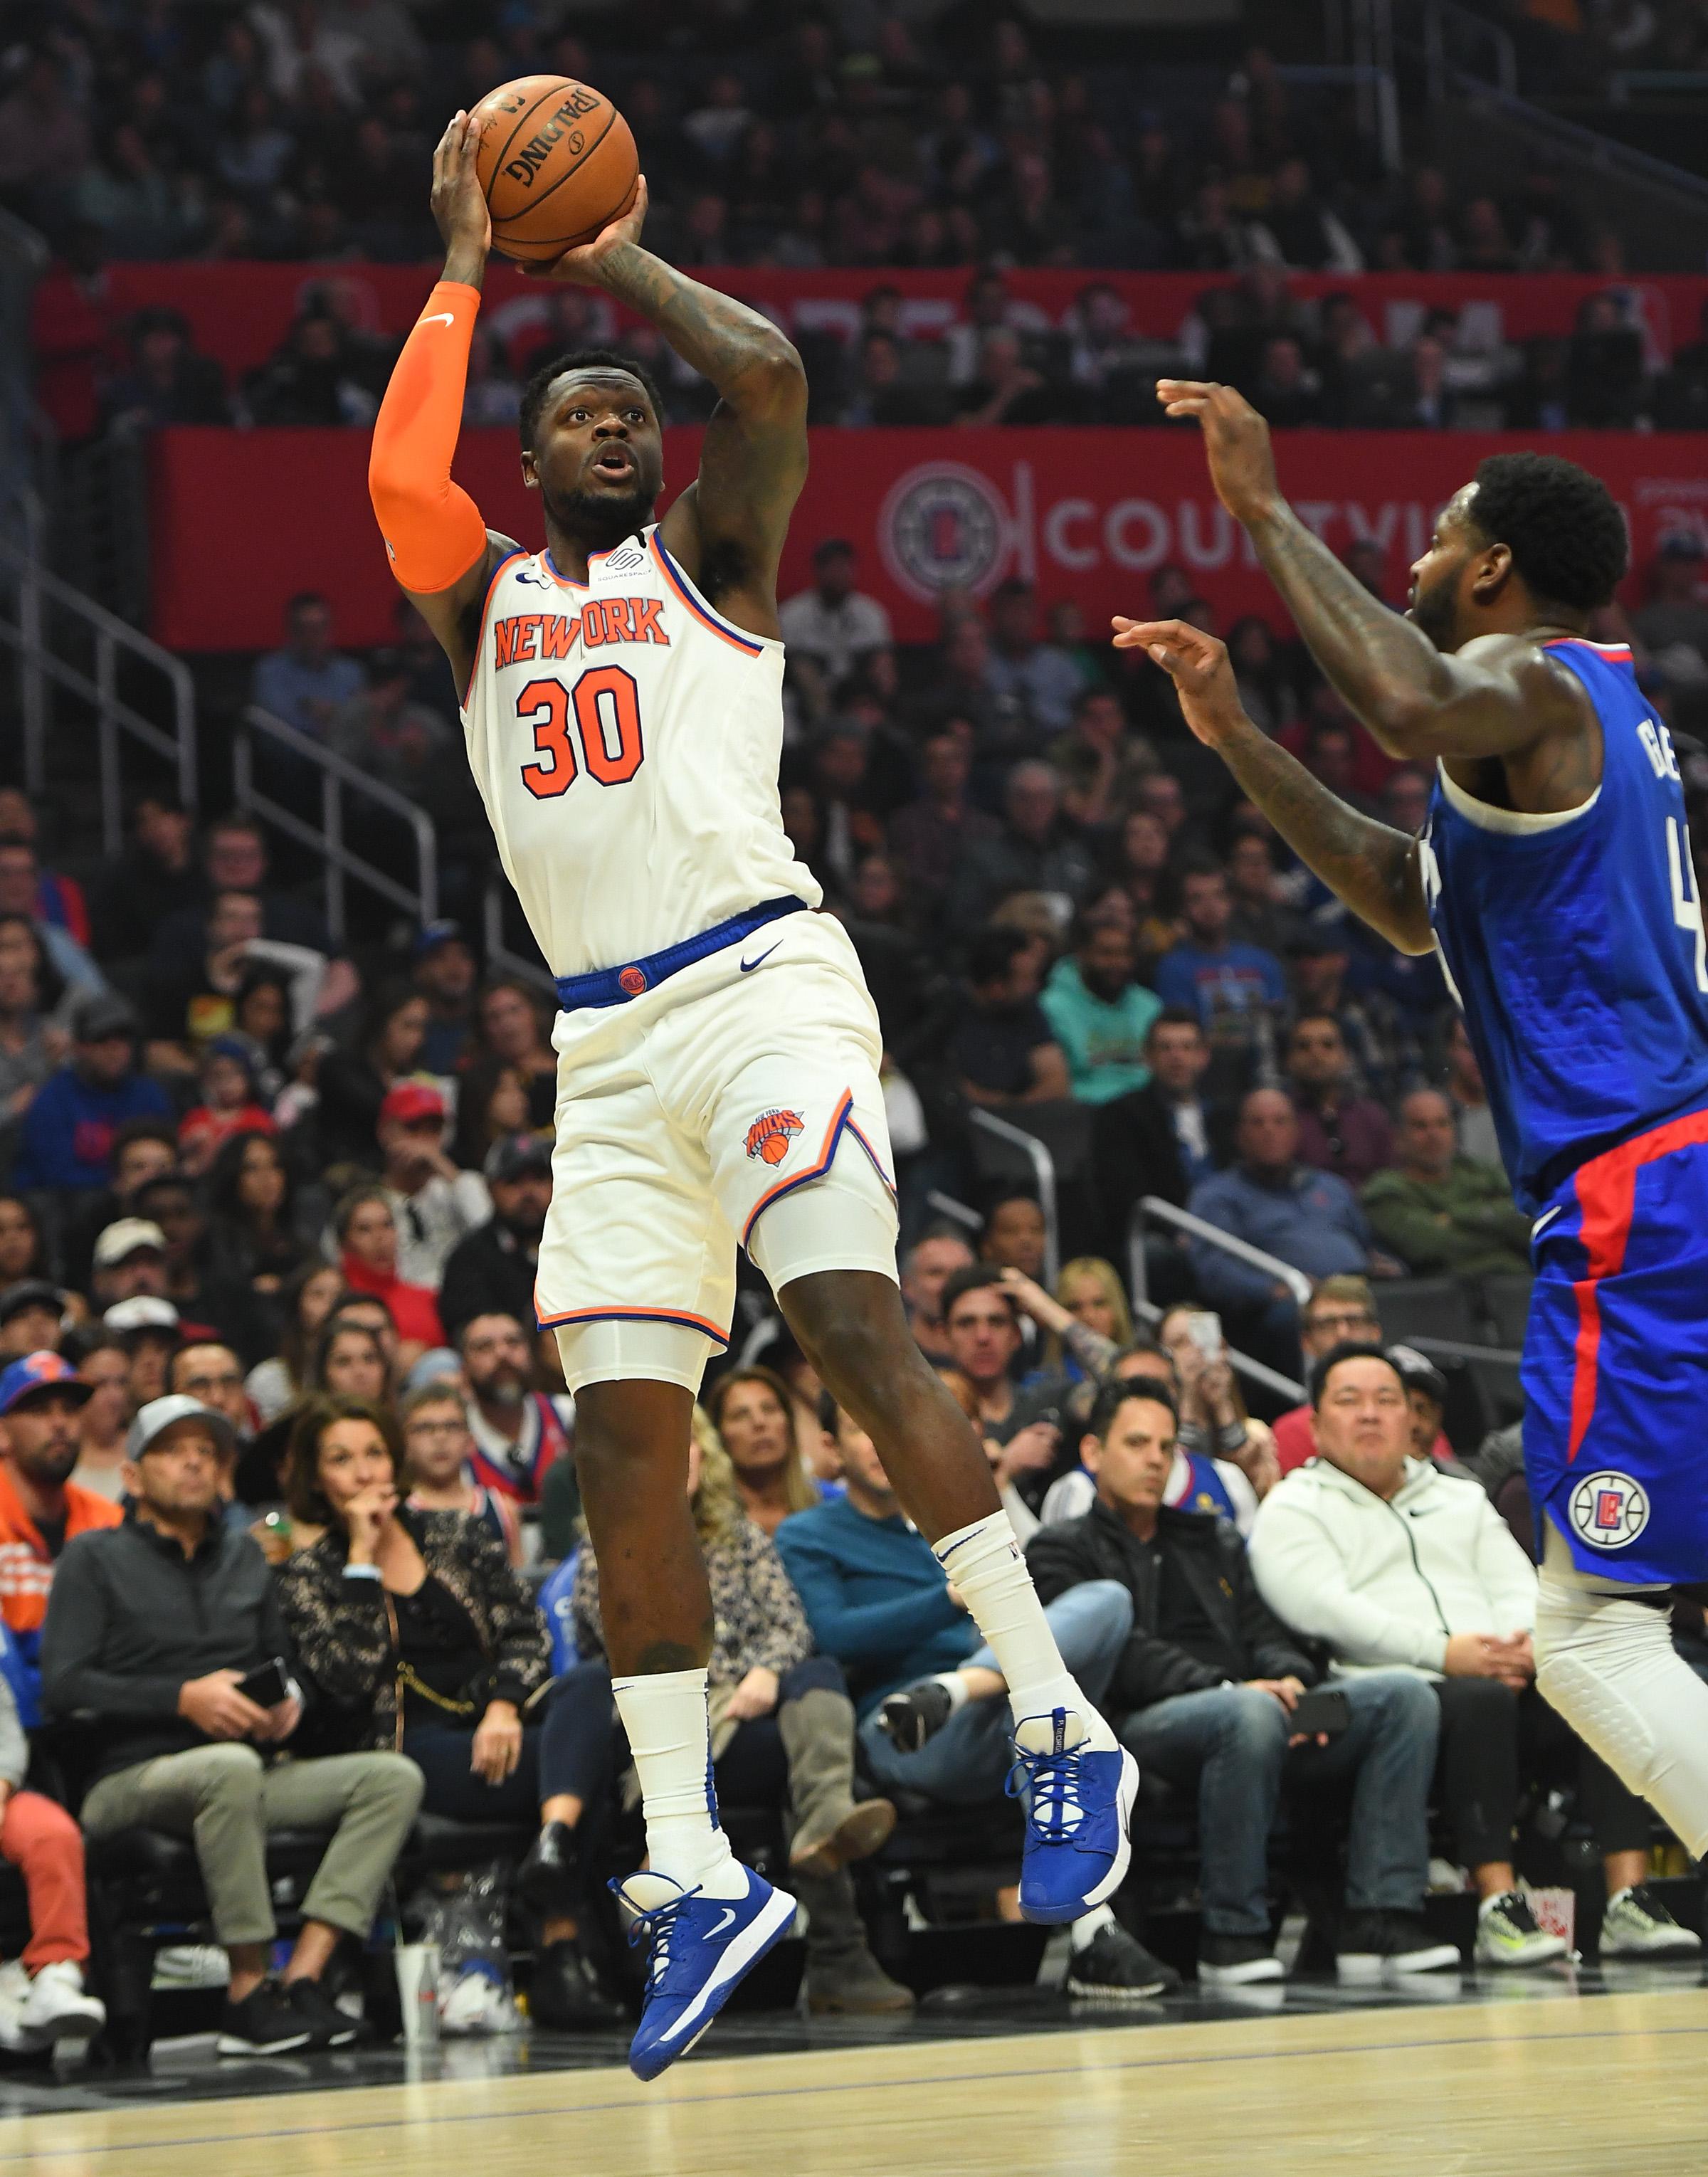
[481,872,557,995]
[1418,0,1517,100]
[1403,1335,1522,1367]
[235,704,437,944]
[1127,1196,1314,1310]
[0,529,196,834]
[969,1107,1059,1287]
[1128,1295,1306,1406]
[1610,69,1708,102]
[923,1190,983,1235]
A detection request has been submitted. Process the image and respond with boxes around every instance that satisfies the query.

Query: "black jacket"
[1092,1080,1237,1255]
[1026,1498,1317,1719]
[438,1218,539,1344]
[41,1512,292,1784]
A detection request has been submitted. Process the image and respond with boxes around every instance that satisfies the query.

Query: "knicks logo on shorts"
[1568,1469,1650,1549]
[744,1108,805,1166]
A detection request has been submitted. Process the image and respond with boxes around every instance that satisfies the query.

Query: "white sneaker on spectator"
[440,1967,517,2038]
[1198,1933,1285,1986]
[0,1960,28,2051]
[152,1944,230,1990]
[19,1961,105,2042]
[1475,1890,1569,1969]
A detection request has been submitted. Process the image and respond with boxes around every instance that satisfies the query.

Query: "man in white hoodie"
[1250,1344,1699,1968]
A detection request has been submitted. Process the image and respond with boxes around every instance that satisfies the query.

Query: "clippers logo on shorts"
[744,1108,804,1166]
[1568,1469,1650,1549]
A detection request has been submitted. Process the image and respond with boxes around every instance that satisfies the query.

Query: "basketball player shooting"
[1119,377,1708,1868]
[368,112,1136,2081]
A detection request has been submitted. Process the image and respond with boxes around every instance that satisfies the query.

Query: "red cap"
[379,1080,448,1129]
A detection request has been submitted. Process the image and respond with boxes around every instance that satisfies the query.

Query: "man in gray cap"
[438,1132,552,1343]
[41,1395,423,2058]
[10,993,171,1195]
[90,1220,171,1309]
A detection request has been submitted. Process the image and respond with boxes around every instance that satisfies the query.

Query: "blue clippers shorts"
[1522,1105,1708,1586]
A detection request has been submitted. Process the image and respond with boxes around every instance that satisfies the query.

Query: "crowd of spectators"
[1,487,1707,2051]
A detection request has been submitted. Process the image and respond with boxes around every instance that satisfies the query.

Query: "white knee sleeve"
[1535,1524,1708,1859]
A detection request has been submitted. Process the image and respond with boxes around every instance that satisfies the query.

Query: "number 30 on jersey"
[517,666,645,797]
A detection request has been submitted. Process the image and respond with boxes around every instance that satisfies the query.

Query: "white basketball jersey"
[459,525,821,979]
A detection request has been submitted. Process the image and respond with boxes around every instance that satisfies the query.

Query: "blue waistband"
[554,897,808,1012]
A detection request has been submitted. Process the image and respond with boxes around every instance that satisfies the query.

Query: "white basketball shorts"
[537,907,899,1395]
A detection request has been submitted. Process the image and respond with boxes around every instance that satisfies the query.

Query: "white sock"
[930,1670,971,1714]
[932,1512,1115,1751]
[611,1667,744,1897]
[1069,1904,1117,1952]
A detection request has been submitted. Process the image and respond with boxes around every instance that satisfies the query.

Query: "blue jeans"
[858,1581,1134,1806]
[1119,1672,1439,1936]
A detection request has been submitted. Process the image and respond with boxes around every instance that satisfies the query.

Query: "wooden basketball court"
[3,1988,1704,2177]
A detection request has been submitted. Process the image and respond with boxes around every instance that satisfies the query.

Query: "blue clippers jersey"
[1423,638,1708,1214]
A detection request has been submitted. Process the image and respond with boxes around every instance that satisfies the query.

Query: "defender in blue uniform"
[1112,389,1708,1867]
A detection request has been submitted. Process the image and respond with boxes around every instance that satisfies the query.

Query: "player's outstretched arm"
[369,112,517,695]
[537,180,806,639]
[1155,381,1583,766]
[1114,617,1434,956]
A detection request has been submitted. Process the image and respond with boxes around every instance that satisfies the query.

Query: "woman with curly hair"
[532,1408,910,2021]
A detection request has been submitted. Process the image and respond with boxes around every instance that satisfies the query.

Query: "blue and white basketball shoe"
[612,1864,798,2082]
[1007,1709,1139,1924]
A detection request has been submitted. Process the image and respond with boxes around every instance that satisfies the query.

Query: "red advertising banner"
[149,424,1708,655]
[48,261,1708,384]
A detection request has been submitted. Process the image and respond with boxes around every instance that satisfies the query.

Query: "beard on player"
[543,474,659,553]
[1406,557,1468,653]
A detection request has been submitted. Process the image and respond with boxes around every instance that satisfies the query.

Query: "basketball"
[470,75,638,265]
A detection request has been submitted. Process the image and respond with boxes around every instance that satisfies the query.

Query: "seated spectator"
[102,1296,181,1407]
[1443,1015,1502,1172]
[779,1395,1169,2001]
[1153,859,1287,1085]
[0,840,105,996]
[0,792,86,950]
[245,314,379,429]
[936,1267,1057,1474]
[1633,535,1708,687]
[306,1316,391,1412]
[146,813,339,968]
[0,914,62,1176]
[0,1200,46,1291]
[450,980,559,1166]
[949,929,1071,1108]
[986,581,1087,738]
[411,922,479,1077]
[376,1082,488,1292]
[954,326,1058,426]
[779,540,894,705]
[1284,1013,1394,1188]
[888,731,998,933]
[44,1393,424,2055]
[1250,1346,1699,1967]
[317,982,431,1171]
[333,1188,444,1366]
[0,1613,106,2046]
[129,1172,268,1365]
[1031,1376,1449,1986]
[11,993,169,1195]
[703,1367,821,1537]
[438,1132,551,1346]
[100,306,227,431]
[949,764,1095,934]
[0,1351,122,1723]
[399,1379,520,1565]
[458,1311,570,1509]
[576,1411,910,2017]
[978,1188,1050,1284]
[1249,334,1322,426]
[1288,927,1412,1107]
[329,648,453,798]
[251,591,367,741]
[1249,158,1364,273]
[1362,1090,1532,1280]
[71,1332,132,1502]
[1271,1275,1383,1475]
[200,1130,315,1313]
[245,1260,344,1425]
[900,1225,975,1366]
[1156,1304,1280,1499]
[89,789,200,964]
[176,1036,276,1177]
[0,1284,65,1361]
[1040,914,1161,1106]
[1188,1090,1376,1370]
[1093,1008,1235,1263]
[147,888,327,1065]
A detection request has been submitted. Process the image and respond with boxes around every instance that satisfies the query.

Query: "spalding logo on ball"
[472,75,640,265]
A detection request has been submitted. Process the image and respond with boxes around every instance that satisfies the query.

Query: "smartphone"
[1184,1311,1222,1361]
[1289,1689,1351,1741]
[236,1657,290,1709]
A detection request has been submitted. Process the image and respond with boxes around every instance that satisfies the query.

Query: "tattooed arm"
[1154,381,1591,789]
[1112,617,1433,955]
[541,176,806,637]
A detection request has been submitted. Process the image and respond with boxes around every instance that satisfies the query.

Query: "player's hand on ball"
[527,174,650,285]
[431,110,490,265]
[1155,379,1281,525]
[1111,617,1248,748]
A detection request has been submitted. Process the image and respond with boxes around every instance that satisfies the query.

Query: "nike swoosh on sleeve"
[421,312,456,327]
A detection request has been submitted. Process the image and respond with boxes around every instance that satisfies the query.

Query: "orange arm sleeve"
[367,280,491,594]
